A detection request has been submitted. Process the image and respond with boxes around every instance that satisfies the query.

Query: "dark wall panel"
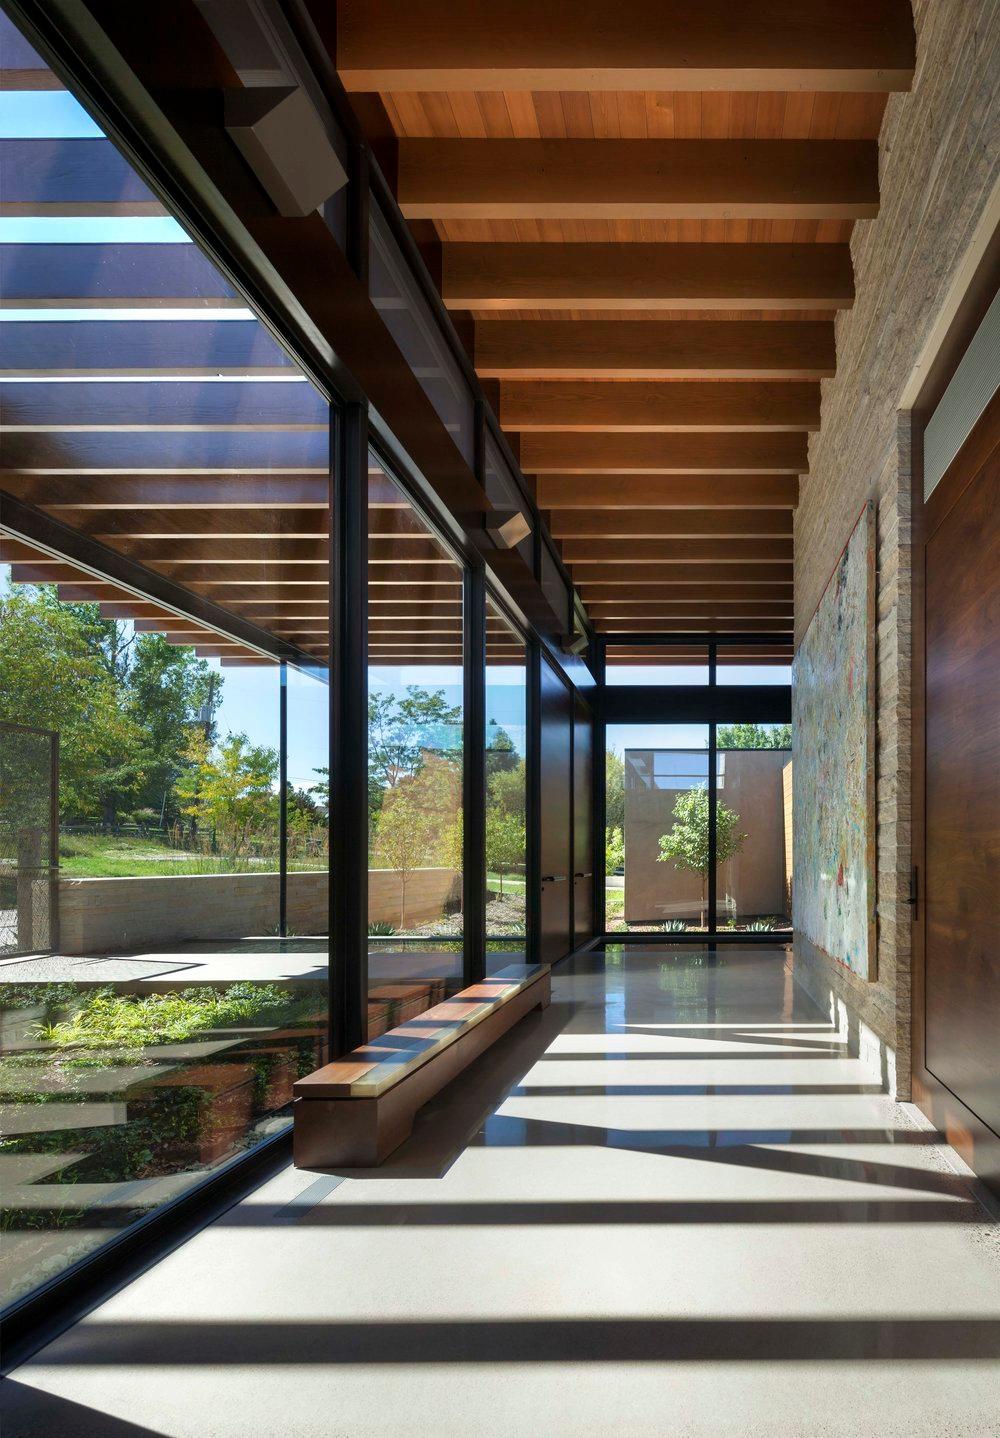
[539,652,572,964]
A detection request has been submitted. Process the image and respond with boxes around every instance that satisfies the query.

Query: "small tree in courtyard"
[486,808,525,896]
[656,787,747,927]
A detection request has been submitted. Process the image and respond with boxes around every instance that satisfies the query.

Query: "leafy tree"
[0,585,145,821]
[486,722,519,777]
[488,758,526,820]
[176,731,278,857]
[657,787,747,926]
[486,808,525,896]
[368,687,462,792]
[125,637,218,823]
[716,723,791,750]
[371,753,461,929]
[606,825,625,874]
[605,749,625,832]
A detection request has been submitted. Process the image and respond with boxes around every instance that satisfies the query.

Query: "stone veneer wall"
[792,0,1000,1098]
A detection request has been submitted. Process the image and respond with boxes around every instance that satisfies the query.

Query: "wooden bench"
[293,963,550,1168]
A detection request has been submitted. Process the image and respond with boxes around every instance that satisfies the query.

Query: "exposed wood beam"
[336,0,915,92]
[475,321,835,379]
[597,618,792,633]
[537,475,798,509]
[523,433,808,474]
[2,475,330,508]
[578,583,792,603]
[561,538,791,563]
[550,511,792,539]
[396,140,878,221]
[44,509,425,539]
[443,243,854,312]
[499,380,820,433]
[586,602,792,619]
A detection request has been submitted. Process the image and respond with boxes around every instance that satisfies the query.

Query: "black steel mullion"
[464,562,487,985]
[278,663,288,939]
[707,641,718,937]
[330,401,368,1057]
[526,639,542,966]
[593,639,607,937]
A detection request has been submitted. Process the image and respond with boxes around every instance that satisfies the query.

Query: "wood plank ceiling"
[335,0,916,661]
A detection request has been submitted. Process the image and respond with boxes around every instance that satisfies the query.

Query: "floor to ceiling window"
[366,456,465,1035]
[715,723,793,934]
[0,11,330,1314]
[485,598,528,973]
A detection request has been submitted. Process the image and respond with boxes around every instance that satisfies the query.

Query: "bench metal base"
[293,970,551,1168]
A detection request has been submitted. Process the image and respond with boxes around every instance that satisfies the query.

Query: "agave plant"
[661,918,688,933]
[745,917,776,932]
[367,920,397,937]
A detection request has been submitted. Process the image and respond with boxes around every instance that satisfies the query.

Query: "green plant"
[367,920,397,937]
[32,982,301,1050]
[745,916,776,931]
[485,808,525,896]
[661,919,687,933]
[605,825,625,874]
[656,787,747,927]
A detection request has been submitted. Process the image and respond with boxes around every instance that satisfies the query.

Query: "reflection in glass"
[606,725,710,932]
[715,724,793,933]
[366,457,465,1035]
[485,601,527,973]
[604,645,709,686]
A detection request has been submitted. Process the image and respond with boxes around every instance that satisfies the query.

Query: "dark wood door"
[923,406,1000,1144]
[573,691,594,945]
[538,654,572,964]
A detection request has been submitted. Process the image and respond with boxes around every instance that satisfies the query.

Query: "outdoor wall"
[792,0,999,1096]
[625,751,787,924]
[58,868,460,954]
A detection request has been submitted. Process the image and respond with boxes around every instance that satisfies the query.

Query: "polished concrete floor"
[4,946,1000,1437]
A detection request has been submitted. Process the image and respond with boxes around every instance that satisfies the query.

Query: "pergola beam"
[337,0,915,92]
[443,243,854,312]
[537,475,798,509]
[499,380,820,433]
[524,433,808,474]
[397,140,878,222]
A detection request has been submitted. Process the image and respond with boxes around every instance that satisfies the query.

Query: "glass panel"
[606,724,710,933]
[605,645,709,685]
[369,201,475,468]
[285,661,330,941]
[715,724,793,933]
[717,643,793,686]
[0,17,330,1313]
[367,456,465,1034]
[485,600,527,974]
[0,544,329,1311]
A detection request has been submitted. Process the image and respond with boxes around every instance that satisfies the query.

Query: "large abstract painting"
[793,503,877,978]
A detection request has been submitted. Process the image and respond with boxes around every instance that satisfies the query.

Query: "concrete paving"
[3,945,999,1437]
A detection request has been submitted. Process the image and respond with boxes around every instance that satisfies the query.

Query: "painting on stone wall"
[793,503,877,979]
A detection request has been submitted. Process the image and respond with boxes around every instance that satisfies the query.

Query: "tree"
[371,754,461,929]
[368,687,462,792]
[176,731,278,858]
[486,722,519,777]
[0,585,145,821]
[125,636,218,823]
[486,808,525,896]
[605,749,625,832]
[488,757,526,820]
[606,825,625,874]
[715,723,791,750]
[657,787,747,926]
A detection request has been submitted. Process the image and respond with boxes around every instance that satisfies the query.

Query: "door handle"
[541,874,568,883]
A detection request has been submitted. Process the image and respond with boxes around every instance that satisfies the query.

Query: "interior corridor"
[3,945,998,1438]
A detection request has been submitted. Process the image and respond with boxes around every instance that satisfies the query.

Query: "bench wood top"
[293,963,549,1099]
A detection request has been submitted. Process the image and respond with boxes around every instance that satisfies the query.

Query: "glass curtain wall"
[0,13,330,1314]
[366,455,465,1036]
[485,599,528,973]
[715,723,793,934]
[606,725,710,933]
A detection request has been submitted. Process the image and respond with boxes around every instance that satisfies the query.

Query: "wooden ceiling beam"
[586,602,793,619]
[579,583,792,603]
[397,140,878,222]
[443,243,854,312]
[597,618,792,633]
[550,511,791,539]
[537,474,798,508]
[336,0,915,92]
[475,320,835,379]
[524,433,807,474]
[2,475,330,508]
[499,380,820,433]
[563,539,791,563]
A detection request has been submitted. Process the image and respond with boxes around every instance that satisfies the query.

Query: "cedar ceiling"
[335,0,916,653]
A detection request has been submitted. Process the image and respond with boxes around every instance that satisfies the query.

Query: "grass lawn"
[58,833,323,879]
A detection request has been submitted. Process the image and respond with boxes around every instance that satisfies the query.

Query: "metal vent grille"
[924,287,1000,499]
